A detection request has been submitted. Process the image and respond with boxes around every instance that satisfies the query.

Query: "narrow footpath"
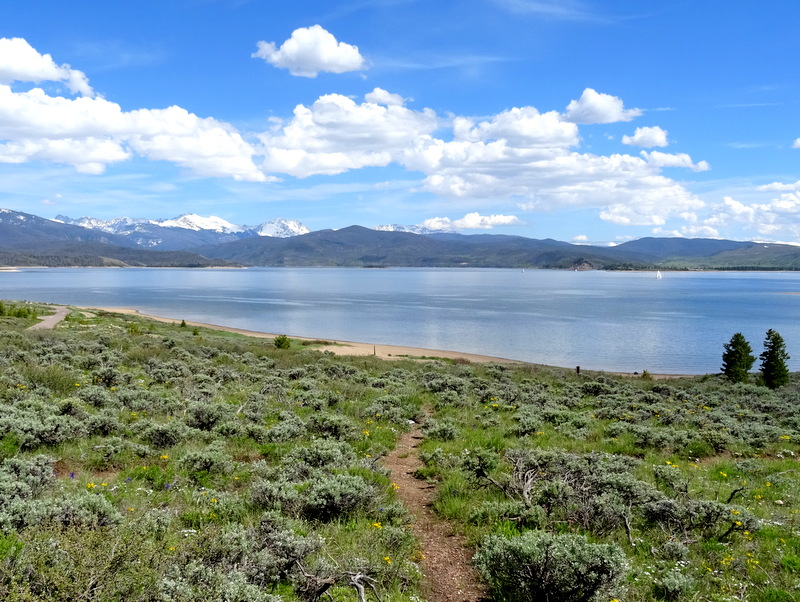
[383,425,486,602]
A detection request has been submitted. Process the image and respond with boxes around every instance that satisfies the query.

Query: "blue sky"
[1,0,798,243]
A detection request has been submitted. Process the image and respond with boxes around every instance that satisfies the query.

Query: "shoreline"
[88,306,526,364]
[83,305,692,380]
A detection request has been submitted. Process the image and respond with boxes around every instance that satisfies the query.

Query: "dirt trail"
[384,426,486,602]
[27,306,70,330]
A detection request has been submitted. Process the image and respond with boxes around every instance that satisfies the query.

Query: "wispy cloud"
[726,141,774,150]
[715,101,784,109]
[321,0,423,21]
[69,40,165,72]
[489,0,607,22]
[376,53,507,71]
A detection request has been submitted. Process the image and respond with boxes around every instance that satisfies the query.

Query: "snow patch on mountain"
[54,214,310,243]
[158,214,243,233]
[252,219,310,237]
[374,224,439,235]
[55,215,150,233]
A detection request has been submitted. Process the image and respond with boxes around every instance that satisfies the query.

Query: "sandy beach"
[86,306,527,365]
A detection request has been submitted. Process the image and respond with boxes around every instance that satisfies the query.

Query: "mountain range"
[54,214,309,250]
[2,208,800,270]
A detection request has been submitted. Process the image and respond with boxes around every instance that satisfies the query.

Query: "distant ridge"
[3,208,800,269]
[0,209,236,267]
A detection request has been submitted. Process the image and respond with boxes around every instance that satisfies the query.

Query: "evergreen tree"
[760,329,790,389]
[721,332,755,383]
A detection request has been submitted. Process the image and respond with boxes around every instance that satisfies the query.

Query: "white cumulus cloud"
[793,138,800,149]
[252,25,365,78]
[563,88,641,124]
[258,89,438,177]
[421,212,521,231]
[364,88,407,106]
[0,79,265,180]
[126,106,267,181]
[0,37,93,96]
[702,194,800,240]
[757,180,800,192]
[641,151,709,172]
[622,126,668,148]
[453,106,579,148]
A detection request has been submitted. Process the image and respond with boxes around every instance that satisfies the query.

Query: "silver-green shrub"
[474,530,627,602]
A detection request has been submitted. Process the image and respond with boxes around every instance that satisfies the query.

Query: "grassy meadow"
[0,302,799,601]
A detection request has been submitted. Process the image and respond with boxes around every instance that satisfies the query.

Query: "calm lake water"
[1,267,798,374]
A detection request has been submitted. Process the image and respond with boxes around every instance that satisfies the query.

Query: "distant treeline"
[0,249,237,268]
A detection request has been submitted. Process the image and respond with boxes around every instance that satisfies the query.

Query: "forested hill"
[194,226,636,269]
[196,226,800,270]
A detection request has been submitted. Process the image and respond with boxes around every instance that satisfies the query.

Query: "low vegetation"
[0,302,799,601]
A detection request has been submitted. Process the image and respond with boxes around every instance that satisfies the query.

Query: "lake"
[1,267,798,374]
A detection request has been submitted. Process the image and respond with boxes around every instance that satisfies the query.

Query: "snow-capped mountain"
[53,216,148,234]
[250,219,310,238]
[374,224,440,235]
[157,214,243,233]
[56,214,244,234]
[53,214,310,251]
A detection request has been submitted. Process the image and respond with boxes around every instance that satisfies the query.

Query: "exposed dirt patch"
[384,425,487,602]
[53,459,120,483]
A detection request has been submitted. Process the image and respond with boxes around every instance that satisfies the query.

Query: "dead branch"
[294,561,337,601]
[346,571,382,602]
[725,487,745,504]
[622,504,635,547]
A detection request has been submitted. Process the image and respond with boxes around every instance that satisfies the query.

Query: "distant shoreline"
[82,305,692,380]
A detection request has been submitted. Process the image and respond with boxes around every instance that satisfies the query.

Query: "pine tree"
[721,332,755,383]
[760,329,790,389]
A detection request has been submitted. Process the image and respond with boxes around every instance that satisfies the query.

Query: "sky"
[0,1,798,244]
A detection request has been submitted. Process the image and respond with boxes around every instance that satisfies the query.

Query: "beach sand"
[88,306,525,364]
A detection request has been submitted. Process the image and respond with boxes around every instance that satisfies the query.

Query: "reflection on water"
[1,267,799,374]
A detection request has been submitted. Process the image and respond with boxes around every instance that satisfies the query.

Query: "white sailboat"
[656,270,663,280]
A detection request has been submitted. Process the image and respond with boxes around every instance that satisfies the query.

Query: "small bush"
[186,400,228,431]
[474,530,627,602]
[421,418,459,441]
[273,335,291,349]
[306,412,357,441]
[297,473,375,521]
[654,569,694,600]
[284,439,356,471]
[140,420,189,448]
[178,446,235,482]
[265,411,307,442]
